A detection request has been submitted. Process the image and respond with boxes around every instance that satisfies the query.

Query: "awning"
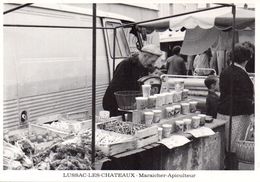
[140,7,255,32]
[139,6,254,55]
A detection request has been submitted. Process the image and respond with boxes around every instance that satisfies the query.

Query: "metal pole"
[91,3,97,165]
[228,4,236,152]
[3,3,33,15]
[115,4,230,29]
[112,28,116,76]
[3,24,113,29]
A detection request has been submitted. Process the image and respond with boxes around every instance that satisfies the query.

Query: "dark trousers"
[225,152,238,170]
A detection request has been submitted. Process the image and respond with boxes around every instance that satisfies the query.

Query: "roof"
[5,3,135,22]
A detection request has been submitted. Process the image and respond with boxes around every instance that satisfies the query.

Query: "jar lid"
[190,101,198,104]
[175,120,184,124]
[192,116,201,119]
[136,97,148,100]
[144,111,154,115]
[152,110,162,113]
[181,103,190,106]
[162,124,172,128]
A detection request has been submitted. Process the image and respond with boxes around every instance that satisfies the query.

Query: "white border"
[0,0,259,182]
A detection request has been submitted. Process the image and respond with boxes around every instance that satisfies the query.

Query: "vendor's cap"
[141,44,162,56]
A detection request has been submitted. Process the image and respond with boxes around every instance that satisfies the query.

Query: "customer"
[193,48,212,75]
[217,42,254,169]
[102,44,162,117]
[166,46,187,75]
[204,75,219,118]
[242,41,255,73]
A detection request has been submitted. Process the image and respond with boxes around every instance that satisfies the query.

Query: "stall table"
[102,119,227,170]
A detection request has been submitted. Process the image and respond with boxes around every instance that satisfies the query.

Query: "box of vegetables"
[97,120,159,150]
[95,129,136,156]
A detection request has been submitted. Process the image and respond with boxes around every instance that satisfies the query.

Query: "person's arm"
[180,58,187,75]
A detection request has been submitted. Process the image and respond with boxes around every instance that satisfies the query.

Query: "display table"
[101,118,227,170]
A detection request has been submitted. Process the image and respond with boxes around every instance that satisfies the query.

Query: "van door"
[102,18,131,79]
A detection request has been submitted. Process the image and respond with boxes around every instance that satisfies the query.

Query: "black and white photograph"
[0,1,258,182]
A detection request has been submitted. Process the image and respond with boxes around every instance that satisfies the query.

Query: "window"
[105,21,130,58]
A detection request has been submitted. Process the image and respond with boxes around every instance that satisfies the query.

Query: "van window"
[105,21,130,58]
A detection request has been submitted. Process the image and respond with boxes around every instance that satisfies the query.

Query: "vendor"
[102,44,162,117]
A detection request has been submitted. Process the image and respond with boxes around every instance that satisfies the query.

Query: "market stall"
[3,80,227,170]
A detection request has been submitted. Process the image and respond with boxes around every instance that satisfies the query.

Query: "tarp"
[139,7,254,55]
[174,7,253,55]
[169,7,255,31]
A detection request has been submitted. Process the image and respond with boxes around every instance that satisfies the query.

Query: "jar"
[181,103,190,115]
[175,120,185,132]
[172,91,178,103]
[135,97,148,110]
[174,80,184,91]
[158,127,163,141]
[152,110,162,123]
[174,105,181,116]
[142,84,151,97]
[165,106,175,118]
[176,91,182,102]
[183,118,192,131]
[189,101,198,113]
[162,124,172,138]
[182,89,189,100]
[192,116,201,129]
[198,114,206,126]
[165,92,173,105]
[155,94,164,107]
[148,95,157,108]
[144,111,154,126]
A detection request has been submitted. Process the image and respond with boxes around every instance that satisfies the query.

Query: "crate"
[34,113,92,134]
[62,110,88,121]
[29,123,70,138]
[96,129,135,156]
[97,120,159,150]
[134,125,158,148]
[136,134,159,148]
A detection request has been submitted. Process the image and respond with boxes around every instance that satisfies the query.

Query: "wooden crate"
[136,133,159,148]
[34,113,92,134]
[97,121,159,150]
[29,123,69,138]
[134,125,158,148]
[96,129,135,156]
[62,110,88,120]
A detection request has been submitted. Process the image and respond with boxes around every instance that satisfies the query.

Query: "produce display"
[95,129,134,145]
[97,120,147,135]
[3,129,106,170]
[3,141,33,170]
[48,121,70,131]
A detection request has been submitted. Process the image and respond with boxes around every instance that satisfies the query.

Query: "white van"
[3,3,135,130]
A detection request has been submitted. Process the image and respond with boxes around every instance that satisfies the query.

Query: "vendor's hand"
[150,68,163,76]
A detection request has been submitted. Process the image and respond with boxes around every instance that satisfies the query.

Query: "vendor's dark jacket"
[102,54,149,116]
[206,91,219,118]
[218,65,254,116]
